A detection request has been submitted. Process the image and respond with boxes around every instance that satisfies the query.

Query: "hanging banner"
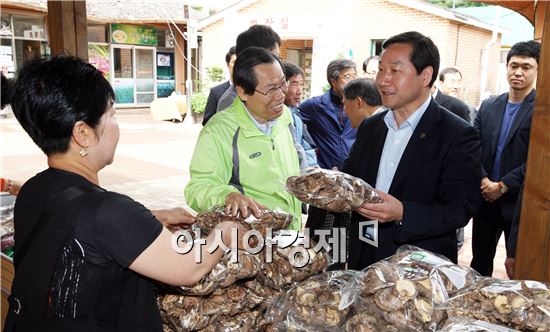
[110,24,157,46]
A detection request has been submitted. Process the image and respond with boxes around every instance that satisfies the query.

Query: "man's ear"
[235,85,249,102]
[329,78,337,90]
[355,96,364,109]
[422,66,434,88]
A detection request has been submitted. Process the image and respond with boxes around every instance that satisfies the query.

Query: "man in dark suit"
[433,75,472,254]
[470,40,540,276]
[344,31,481,269]
[433,86,471,123]
[202,46,236,125]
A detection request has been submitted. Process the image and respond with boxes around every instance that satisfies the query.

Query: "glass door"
[112,46,134,104]
[135,47,156,104]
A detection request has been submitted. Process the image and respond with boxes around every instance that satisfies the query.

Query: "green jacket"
[185,97,302,230]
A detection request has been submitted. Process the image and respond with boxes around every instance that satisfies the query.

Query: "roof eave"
[387,0,508,34]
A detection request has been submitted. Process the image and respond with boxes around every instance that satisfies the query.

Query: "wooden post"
[514,0,550,281]
[47,0,88,59]
[535,1,547,41]
[174,24,187,95]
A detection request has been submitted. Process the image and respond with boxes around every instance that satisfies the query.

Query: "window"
[13,16,44,39]
[0,13,48,76]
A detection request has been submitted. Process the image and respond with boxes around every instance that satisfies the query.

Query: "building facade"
[1,1,195,109]
[199,0,503,106]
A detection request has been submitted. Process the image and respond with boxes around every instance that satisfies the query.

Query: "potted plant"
[190,92,207,124]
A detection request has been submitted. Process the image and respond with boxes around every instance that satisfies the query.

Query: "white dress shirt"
[375,96,431,193]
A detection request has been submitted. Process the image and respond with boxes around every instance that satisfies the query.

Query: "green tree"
[206,66,225,83]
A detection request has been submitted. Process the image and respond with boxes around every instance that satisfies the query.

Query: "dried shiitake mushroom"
[413,298,433,323]
[343,313,378,332]
[493,295,512,315]
[195,205,292,235]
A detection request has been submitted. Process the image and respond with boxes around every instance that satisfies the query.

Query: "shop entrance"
[112,45,156,106]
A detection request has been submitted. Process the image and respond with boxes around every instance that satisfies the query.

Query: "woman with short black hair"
[4,56,246,332]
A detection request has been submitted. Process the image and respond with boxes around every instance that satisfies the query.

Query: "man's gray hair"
[327,59,356,86]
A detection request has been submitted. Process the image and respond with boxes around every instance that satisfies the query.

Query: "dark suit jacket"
[202,81,230,126]
[345,99,482,270]
[474,89,535,221]
[434,90,471,123]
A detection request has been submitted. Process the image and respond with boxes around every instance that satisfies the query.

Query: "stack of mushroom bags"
[264,245,550,331]
[281,169,550,331]
[157,205,329,332]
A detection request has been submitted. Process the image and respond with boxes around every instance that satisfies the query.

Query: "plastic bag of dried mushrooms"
[194,204,292,236]
[176,250,263,296]
[353,245,480,331]
[263,270,359,331]
[258,231,329,290]
[439,278,550,331]
[158,228,329,332]
[285,168,382,212]
[158,283,266,332]
[438,317,520,332]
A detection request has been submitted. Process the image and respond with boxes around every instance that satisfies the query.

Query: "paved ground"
[0,109,507,279]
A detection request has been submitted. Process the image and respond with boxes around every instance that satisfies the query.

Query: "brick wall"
[350,0,501,105]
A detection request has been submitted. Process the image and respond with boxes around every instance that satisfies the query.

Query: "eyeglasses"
[255,79,288,97]
[340,73,357,81]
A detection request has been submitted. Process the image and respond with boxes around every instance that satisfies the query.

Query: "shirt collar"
[244,106,277,136]
[506,100,522,116]
[329,89,342,105]
[384,95,431,131]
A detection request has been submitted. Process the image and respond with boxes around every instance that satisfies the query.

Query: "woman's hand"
[153,207,195,227]
[216,221,255,250]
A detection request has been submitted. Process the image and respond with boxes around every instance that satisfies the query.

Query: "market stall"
[2,0,549,330]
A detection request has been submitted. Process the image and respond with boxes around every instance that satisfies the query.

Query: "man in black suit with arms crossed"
[470,40,540,277]
[345,31,482,269]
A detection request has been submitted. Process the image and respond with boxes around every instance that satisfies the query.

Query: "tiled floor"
[0,110,508,279]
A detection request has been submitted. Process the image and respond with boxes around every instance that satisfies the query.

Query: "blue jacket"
[289,106,318,167]
[298,89,356,169]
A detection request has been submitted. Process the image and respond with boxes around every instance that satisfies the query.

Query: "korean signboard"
[110,24,157,46]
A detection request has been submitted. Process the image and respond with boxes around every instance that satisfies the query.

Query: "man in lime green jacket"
[185,47,302,230]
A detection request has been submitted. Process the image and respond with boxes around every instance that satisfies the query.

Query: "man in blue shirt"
[471,40,540,276]
[298,59,357,265]
[298,59,357,170]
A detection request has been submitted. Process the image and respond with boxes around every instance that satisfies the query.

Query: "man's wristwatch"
[498,182,509,194]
